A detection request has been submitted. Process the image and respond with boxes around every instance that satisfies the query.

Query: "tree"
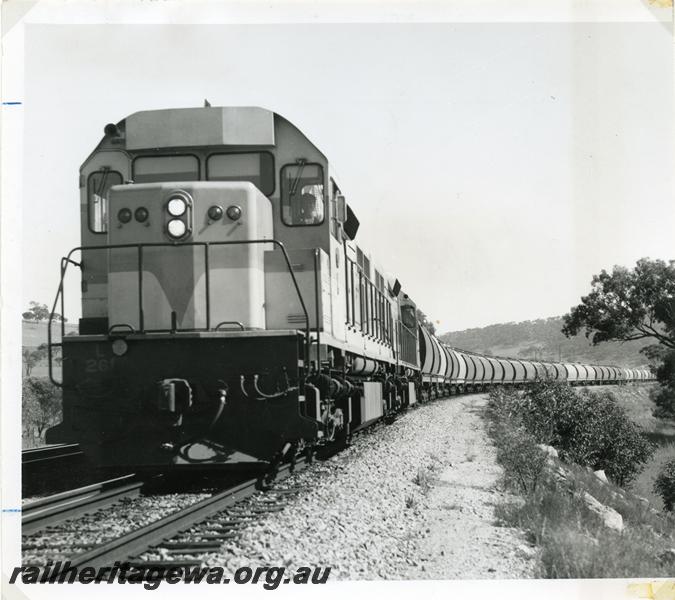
[562,258,675,349]
[416,308,436,335]
[22,301,67,323]
[22,377,62,446]
[22,344,48,377]
[563,258,675,417]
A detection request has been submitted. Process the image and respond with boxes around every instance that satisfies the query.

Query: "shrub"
[22,377,61,448]
[649,349,675,418]
[494,425,548,494]
[654,460,675,511]
[488,391,675,578]
[488,382,654,485]
[486,386,523,418]
[651,385,675,419]
[518,380,580,448]
[560,389,654,485]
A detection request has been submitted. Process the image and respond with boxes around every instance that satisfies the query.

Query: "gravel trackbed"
[203,393,535,579]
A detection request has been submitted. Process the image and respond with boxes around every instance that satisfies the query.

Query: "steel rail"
[22,444,83,465]
[22,475,143,535]
[53,457,307,571]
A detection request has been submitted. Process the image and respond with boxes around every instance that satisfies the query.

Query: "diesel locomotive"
[44,106,652,474]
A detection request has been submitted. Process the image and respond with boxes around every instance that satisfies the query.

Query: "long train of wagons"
[45,106,653,475]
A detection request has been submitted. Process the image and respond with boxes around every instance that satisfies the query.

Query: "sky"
[18,18,675,333]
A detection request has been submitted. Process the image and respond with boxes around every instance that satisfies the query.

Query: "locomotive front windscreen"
[132,155,200,183]
[206,152,275,196]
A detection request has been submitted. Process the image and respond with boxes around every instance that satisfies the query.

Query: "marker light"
[135,207,149,222]
[118,208,132,223]
[208,205,223,221]
[226,205,242,221]
[167,197,187,217]
[111,339,128,356]
[167,219,187,238]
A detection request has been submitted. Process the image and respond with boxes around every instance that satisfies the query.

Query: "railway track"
[23,474,145,535]
[22,443,93,498]
[23,457,307,573]
[22,444,83,466]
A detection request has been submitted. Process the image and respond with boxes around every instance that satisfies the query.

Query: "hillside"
[22,317,651,368]
[439,316,651,368]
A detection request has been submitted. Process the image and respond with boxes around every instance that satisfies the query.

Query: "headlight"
[226,205,242,221]
[167,219,187,238]
[135,207,149,222]
[167,197,187,216]
[208,205,223,221]
[118,208,132,224]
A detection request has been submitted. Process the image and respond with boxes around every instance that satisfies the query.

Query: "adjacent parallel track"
[22,444,83,466]
[22,475,144,535]
[26,458,306,573]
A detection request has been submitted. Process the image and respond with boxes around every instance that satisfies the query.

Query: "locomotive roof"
[124,106,276,150]
[83,105,328,170]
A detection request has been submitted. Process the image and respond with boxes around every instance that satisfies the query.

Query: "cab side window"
[330,178,341,239]
[88,169,123,233]
[401,305,417,329]
[280,163,324,226]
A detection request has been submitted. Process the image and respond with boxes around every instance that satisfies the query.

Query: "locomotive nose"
[107,181,273,333]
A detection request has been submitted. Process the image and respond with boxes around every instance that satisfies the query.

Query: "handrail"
[214,321,245,331]
[313,249,321,375]
[108,324,136,336]
[47,239,312,387]
[48,257,80,387]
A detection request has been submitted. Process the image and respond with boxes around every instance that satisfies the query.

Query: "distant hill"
[21,317,651,369]
[439,316,651,368]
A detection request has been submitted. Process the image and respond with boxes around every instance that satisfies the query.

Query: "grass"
[413,466,433,493]
[495,489,675,578]
[604,383,666,428]
[485,385,675,578]
[406,463,437,509]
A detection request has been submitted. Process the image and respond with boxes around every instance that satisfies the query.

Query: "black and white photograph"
[2,1,674,598]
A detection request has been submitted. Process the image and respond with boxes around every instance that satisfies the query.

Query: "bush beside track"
[485,381,675,578]
[22,377,62,449]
